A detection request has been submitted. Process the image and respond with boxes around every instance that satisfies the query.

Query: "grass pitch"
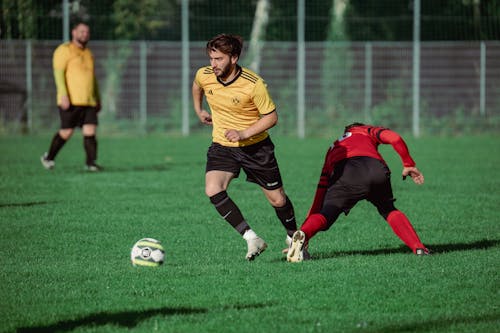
[0,134,499,333]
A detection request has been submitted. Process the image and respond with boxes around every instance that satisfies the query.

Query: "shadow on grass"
[15,303,273,332]
[370,312,500,333]
[0,201,54,208]
[313,238,499,260]
[86,164,171,173]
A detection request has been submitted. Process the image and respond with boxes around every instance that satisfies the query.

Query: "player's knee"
[377,202,397,220]
[59,129,73,140]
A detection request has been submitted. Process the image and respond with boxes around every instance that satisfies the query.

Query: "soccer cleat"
[245,236,267,261]
[416,248,431,256]
[85,164,102,172]
[282,235,293,254]
[287,230,306,262]
[40,153,55,170]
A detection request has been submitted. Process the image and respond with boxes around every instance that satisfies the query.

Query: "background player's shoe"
[416,248,431,256]
[85,164,102,172]
[245,236,267,261]
[287,230,306,262]
[40,153,55,170]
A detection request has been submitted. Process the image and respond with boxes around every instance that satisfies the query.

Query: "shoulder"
[196,66,214,77]
[54,42,71,55]
[240,67,263,84]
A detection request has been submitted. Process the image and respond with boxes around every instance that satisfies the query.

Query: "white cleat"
[40,153,55,170]
[245,236,267,261]
[287,230,306,263]
[282,235,293,254]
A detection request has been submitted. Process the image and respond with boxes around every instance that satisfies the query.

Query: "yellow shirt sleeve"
[53,69,68,97]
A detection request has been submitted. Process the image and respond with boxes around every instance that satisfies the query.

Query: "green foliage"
[0,135,498,333]
[370,79,412,130]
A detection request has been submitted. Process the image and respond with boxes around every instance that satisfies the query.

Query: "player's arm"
[191,81,212,125]
[93,75,101,111]
[53,46,70,110]
[225,111,277,142]
[378,129,424,185]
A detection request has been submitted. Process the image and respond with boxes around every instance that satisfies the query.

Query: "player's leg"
[288,159,365,262]
[261,187,297,238]
[241,138,298,246]
[206,144,267,260]
[367,159,429,255]
[40,108,75,169]
[82,107,100,171]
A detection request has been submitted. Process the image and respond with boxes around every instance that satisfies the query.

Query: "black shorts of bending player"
[59,105,98,129]
[321,156,397,223]
[206,137,284,191]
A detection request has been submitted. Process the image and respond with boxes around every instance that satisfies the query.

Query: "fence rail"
[1,40,499,136]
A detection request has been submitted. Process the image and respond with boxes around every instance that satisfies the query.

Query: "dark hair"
[71,21,89,30]
[206,34,243,58]
[344,122,365,132]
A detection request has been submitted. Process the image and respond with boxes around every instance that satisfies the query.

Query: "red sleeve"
[378,129,416,167]
[307,148,333,217]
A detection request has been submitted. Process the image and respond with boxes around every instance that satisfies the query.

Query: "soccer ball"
[130,238,165,267]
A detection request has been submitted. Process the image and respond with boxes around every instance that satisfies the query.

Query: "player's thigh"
[205,170,235,197]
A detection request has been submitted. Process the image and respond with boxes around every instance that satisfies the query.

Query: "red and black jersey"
[307,125,416,216]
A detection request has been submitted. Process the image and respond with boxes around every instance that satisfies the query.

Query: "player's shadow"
[0,201,53,208]
[372,312,499,333]
[313,238,499,260]
[15,303,273,333]
[86,164,171,173]
[15,306,206,332]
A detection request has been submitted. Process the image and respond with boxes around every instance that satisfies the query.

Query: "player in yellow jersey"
[40,22,101,172]
[192,34,297,260]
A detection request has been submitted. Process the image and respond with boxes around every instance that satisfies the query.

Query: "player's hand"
[60,95,70,110]
[225,129,244,142]
[197,109,212,125]
[402,166,424,185]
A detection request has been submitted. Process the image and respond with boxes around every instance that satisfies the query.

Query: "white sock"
[243,229,258,240]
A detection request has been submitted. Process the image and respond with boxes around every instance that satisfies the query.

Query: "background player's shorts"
[322,156,395,216]
[59,105,98,129]
[206,137,283,190]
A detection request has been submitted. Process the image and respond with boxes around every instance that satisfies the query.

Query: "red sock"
[300,213,328,240]
[386,210,426,253]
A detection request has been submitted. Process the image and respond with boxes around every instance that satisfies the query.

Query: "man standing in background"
[41,21,101,172]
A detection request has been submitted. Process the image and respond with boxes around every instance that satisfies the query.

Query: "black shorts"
[322,156,396,216]
[59,105,98,129]
[206,137,283,190]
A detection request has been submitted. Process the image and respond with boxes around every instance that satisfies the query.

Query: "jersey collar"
[217,65,242,87]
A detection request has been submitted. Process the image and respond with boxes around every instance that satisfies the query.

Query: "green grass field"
[0,134,499,333]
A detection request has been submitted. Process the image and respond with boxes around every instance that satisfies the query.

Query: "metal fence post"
[140,41,147,133]
[182,0,190,135]
[297,0,305,138]
[480,41,486,116]
[364,42,372,123]
[26,40,33,133]
[412,0,421,137]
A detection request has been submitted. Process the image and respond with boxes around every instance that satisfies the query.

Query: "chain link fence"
[1,39,499,136]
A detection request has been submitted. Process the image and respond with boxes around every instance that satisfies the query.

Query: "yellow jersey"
[53,42,99,106]
[194,66,276,147]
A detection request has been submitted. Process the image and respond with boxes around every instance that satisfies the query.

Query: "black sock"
[210,191,250,235]
[274,196,297,237]
[47,133,67,160]
[84,135,97,166]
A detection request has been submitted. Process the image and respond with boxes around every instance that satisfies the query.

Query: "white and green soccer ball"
[131,238,165,267]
